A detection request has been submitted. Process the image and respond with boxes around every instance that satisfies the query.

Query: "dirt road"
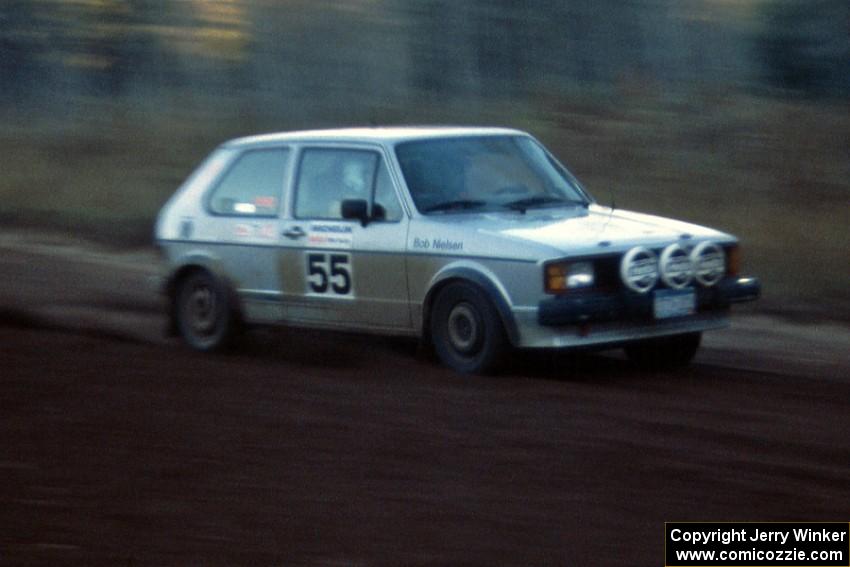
[1,233,848,566]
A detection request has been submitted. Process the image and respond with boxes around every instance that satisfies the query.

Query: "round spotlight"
[691,241,725,287]
[659,244,694,289]
[620,247,659,293]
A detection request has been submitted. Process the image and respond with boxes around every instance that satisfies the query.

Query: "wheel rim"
[447,302,480,354]
[185,283,218,336]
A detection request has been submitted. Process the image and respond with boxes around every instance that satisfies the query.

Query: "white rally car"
[155,127,760,373]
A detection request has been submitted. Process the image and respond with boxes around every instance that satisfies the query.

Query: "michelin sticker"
[307,223,354,249]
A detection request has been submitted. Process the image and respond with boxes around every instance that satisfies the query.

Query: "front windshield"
[395,135,590,214]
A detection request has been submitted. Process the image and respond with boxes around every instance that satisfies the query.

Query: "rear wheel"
[176,271,241,351]
[430,282,507,374]
[624,332,701,370]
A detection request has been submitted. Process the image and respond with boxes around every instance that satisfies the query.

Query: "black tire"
[175,270,241,352]
[624,332,701,370]
[430,282,507,374]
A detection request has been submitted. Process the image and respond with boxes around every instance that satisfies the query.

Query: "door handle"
[282,226,306,240]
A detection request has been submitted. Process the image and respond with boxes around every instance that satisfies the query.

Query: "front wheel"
[624,332,701,370]
[175,271,241,351]
[430,282,507,374]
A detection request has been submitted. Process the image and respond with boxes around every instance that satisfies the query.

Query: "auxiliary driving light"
[620,247,659,293]
[659,243,694,289]
[690,241,725,286]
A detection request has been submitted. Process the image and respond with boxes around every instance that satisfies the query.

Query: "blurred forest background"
[1,0,848,317]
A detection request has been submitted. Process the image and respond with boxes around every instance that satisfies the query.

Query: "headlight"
[545,261,595,293]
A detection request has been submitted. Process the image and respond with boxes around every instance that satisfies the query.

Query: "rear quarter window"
[208,147,290,216]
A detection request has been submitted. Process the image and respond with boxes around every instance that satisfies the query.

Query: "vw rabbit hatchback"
[155,127,760,373]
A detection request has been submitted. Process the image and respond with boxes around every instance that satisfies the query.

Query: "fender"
[164,249,230,294]
[423,265,520,347]
[163,250,240,336]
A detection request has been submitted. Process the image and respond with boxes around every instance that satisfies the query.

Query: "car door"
[278,145,411,331]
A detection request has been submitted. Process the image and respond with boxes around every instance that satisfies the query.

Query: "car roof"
[223,126,527,148]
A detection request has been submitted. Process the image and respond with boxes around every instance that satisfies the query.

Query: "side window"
[294,148,402,222]
[208,148,289,216]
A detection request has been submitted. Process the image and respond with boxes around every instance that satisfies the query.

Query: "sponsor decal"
[258,223,276,239]
[234,223,253,237]
[233,222,276,240]
[254,195,277,209]
[307,223,353,249]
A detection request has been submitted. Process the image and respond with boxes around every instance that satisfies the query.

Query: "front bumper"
[538,276,760,327]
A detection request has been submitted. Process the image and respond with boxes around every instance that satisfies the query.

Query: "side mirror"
[341,199,370,227]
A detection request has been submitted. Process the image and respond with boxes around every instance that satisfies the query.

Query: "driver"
[329,158,369,218]
[341,160,368,198]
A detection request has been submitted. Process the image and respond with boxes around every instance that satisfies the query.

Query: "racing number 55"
[306,252,352,295]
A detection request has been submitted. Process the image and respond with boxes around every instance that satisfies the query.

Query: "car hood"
[428,204,734,257]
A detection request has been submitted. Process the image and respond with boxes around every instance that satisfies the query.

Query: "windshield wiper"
[503,195,582,214]
[423,199,488,214]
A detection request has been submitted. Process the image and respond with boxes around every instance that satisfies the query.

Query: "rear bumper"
[538,276,760,327]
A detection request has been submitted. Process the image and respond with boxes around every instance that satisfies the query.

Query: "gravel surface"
[1,235,848,566]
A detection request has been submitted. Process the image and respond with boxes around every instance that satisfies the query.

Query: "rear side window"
[208,148,289,216]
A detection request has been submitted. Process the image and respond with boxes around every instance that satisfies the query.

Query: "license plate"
[653,288,696,319]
